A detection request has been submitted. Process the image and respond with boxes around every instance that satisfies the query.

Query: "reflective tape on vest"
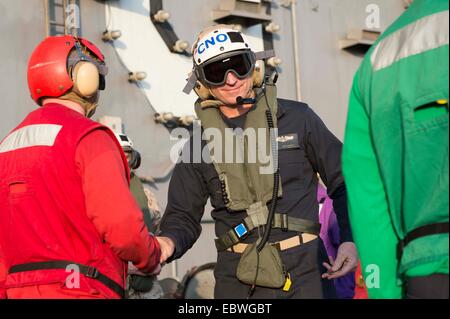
[0,124,62,153]
[371,10,449,71]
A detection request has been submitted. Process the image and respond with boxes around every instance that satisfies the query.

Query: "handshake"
[128,236,175,276]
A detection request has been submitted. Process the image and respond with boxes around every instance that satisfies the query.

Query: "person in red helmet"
[0,35,163,299]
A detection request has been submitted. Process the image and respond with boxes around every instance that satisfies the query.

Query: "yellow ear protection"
[252,60,265,88]
[69,41,104,98]
[193,59,266,101]
[72,61,100,97]
[193,80,211,101]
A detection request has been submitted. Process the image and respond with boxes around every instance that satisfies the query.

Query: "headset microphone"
[236,96,256,105]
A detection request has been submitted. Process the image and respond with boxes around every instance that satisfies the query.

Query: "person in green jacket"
[342,0,449,299]
[114,133,163,298]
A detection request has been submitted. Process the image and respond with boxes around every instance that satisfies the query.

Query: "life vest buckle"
[86,266,100,279]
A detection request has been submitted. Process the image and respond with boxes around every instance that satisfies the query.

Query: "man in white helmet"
[158,25,358,299]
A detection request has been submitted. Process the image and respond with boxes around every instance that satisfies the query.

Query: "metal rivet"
[36,89,41,94]
[59,85,64,91]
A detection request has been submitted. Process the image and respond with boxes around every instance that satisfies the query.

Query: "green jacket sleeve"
[342,71,403,299]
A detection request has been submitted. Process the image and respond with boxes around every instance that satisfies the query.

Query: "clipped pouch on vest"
[236,239,285,288]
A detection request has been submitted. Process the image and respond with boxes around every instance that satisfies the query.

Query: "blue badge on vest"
[234,223,248,238]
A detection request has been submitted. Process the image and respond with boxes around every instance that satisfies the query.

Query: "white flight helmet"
[114,133,134,151]
[114,133,142,170]
[183,24,274,100]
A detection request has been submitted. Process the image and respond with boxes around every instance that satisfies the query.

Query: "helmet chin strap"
[59,90,99,118]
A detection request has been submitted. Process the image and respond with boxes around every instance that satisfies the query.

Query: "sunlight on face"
[209,72,253,106]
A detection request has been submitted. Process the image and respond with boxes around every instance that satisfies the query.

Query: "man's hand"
[322,242,358,280]
[156,236,175,264]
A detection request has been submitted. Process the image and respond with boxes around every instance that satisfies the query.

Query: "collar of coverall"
[200,98,286,119]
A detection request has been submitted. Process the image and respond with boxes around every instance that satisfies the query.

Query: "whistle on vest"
[282,272,292,292]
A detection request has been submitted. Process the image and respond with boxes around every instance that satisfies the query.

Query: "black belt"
[397,222,449,260]
[215,215,321,251]
[9,261,125,298]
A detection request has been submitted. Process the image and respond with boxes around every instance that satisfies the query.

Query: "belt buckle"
[233,222,249,240]
[86,266,99,279]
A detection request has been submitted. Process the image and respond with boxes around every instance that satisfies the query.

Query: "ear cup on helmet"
[128,149,141,170]
[72,61,100,97]
[252,60,265,88]
[193,81,212,100]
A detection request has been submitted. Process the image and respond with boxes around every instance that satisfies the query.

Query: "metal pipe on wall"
[63,0,68,35]
[44,0,49,37]
[283,0,302,101]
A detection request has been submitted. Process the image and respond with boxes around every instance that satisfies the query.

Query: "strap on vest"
[245,202,269,230]
[397,222,449,260]
[215,214,321,251]
[8,260,126,298]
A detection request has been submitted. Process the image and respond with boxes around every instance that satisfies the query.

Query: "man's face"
[209,72,253,106]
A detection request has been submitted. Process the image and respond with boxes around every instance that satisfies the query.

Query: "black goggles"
[196,51,256,87]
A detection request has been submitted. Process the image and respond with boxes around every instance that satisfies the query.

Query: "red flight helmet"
[27,35,106,105]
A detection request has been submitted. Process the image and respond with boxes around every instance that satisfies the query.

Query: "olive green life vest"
[129,172,158,292]
[195,84,282,216]
[130,172,155,232]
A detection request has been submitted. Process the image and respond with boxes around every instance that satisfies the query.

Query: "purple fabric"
[318,184,355,299]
